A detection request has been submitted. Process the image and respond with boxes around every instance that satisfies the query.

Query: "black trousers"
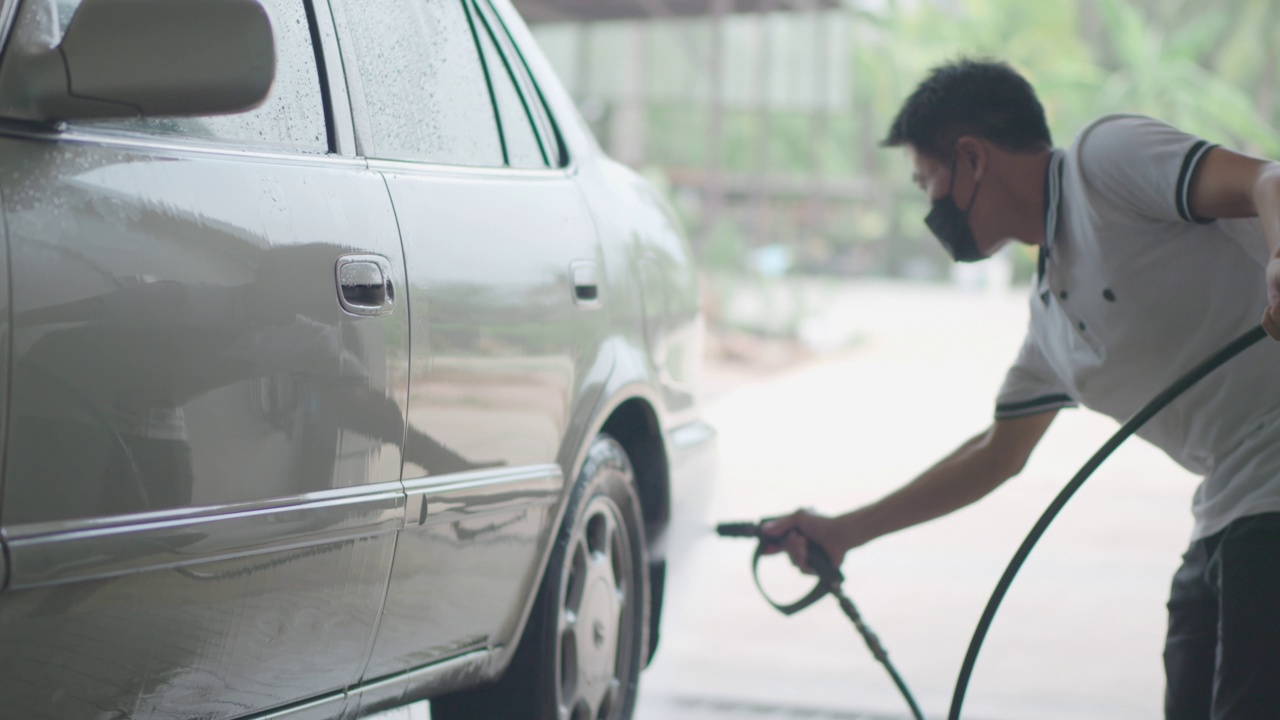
[1165,511,1280,719]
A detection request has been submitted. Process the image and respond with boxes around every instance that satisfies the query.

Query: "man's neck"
[1005,149,1054,247]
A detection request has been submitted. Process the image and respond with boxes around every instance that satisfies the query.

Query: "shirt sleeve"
[1075,114,1218,225]
[995,331,1078,420]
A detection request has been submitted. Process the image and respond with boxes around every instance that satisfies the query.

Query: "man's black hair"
[882,58,1051,161]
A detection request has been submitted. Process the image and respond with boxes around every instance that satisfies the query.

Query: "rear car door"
[329,0,608,681]
[0,1,407,717]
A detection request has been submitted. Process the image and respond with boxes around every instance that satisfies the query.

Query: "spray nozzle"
[715,521,764,538]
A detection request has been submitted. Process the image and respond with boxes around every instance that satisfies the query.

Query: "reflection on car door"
[0,1,407,717]
[331,0,607,680]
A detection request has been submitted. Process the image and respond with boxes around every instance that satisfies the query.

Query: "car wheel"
[432,435,650,720]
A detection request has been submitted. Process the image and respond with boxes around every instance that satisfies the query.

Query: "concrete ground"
[375,280,1199,720]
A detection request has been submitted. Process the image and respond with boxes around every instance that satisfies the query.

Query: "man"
[763,58,1280,719]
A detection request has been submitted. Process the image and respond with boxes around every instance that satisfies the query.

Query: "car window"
[74,0,328,153]
[477,0,566,168]
[470,1,547,168]
[338,0,503,166]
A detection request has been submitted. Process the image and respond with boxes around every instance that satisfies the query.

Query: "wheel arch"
[600,396,669,552]
[591,386,671,667]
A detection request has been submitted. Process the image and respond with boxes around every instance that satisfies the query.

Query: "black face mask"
[924,156,985,263]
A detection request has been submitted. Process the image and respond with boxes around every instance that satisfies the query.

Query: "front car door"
[0,1,407,717]
[329,0,608,689]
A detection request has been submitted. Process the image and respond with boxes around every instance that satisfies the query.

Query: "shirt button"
[1078,321,1087,332]
[1060,290,1069,300]
[1103,289,1116,302]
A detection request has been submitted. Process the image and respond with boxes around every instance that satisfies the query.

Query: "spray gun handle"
[804,538,844,585]
[716,520,844,584]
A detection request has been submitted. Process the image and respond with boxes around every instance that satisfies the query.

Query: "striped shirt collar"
[1038,149,1064,279]
[1043,148,1065,252]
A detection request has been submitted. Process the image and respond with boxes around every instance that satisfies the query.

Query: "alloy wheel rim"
[556,494,635,720]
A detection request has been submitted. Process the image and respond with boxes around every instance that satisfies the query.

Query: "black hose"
[888,656,927,720]
[947,324,1269,720]
[828,581,927,720]
[718,522,928,720]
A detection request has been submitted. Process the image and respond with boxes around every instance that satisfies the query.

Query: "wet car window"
[478,0,565,167]
[340,0,503,166]
[74,0,328,153]
[471,1,548,168]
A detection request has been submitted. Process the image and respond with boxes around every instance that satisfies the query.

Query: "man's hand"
[759,509,849,575]
[1264,257,1280,340]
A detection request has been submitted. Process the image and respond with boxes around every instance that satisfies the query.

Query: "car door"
[0,1,406,718]
[329,0,608,681]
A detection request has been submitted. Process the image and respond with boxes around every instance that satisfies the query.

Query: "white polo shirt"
[996,113,1280,541]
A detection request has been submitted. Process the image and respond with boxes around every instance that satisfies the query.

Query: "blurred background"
[522,0,1280,291]
[442,1,1280,718]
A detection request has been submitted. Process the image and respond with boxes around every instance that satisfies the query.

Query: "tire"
[432,435,650,720]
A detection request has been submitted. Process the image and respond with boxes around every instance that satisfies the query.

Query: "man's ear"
[955,136,987,181]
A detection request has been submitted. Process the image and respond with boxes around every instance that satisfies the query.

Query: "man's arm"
[764,410,1058,571]
[1186,147,1280,338]
[1187,147,1280,226]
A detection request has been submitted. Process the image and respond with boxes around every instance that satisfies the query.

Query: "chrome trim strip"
[0,126,583,177]
[402,463,561,494]
[6,482,404,589]
[6,480,406,539]
[397,647,495,703]
[250,692,347,720]
[368,156,575,181]
[0,124,369,168]
[346,671,407,716]
[402,464,563,525]
[350,649,492,716]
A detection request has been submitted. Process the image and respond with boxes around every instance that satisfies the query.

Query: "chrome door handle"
[336,254,395,316]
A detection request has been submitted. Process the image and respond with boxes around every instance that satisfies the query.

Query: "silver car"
[0,0,716,718]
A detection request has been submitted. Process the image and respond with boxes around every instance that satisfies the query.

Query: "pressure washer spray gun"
[715,520,926,720]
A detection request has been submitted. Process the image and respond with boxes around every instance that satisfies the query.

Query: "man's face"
[907,143,1009,259]
[908,146,958,205]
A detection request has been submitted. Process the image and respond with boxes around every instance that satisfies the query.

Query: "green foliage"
[533,0,1280,279]
[1090,0,1280,153]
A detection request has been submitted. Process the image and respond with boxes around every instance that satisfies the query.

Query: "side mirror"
[0,0,275,122]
